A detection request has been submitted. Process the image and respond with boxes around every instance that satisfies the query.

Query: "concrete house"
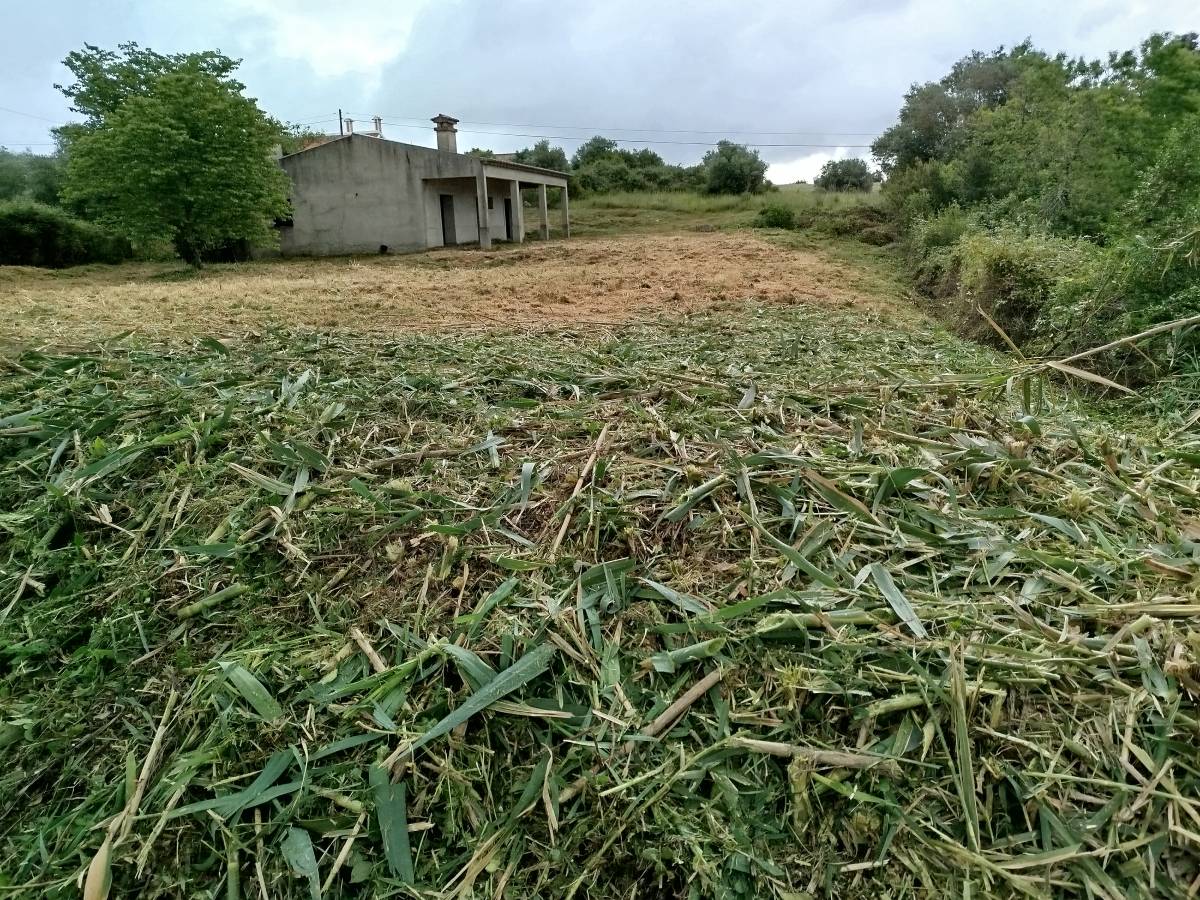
[277,115,570,256]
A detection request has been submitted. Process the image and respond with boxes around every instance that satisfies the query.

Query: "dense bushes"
[755,195,895,245]
[880,33,1200,381]
[909,222,1104,345]
[0,200,130,267]
[567,137,705,196]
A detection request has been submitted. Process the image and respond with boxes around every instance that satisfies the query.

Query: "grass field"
[569,184,883,236]
[0,231,899,346]
[1,204,1198,898]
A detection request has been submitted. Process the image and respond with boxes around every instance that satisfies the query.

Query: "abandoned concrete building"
[276,114,570,256]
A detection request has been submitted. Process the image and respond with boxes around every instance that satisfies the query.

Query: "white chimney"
[343,117,354,135]
[431,114,459,153]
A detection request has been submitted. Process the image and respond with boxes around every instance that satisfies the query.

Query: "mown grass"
[1,300,1197,898]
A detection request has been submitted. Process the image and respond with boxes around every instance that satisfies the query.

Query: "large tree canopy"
[55,43,244,131]
[512,139,569,172]
[62,62,289,266]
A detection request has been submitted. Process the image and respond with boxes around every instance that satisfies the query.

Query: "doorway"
[439,194,456,246]
[504,198,514,241]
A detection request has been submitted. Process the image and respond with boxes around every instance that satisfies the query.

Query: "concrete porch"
[423,164,569,250]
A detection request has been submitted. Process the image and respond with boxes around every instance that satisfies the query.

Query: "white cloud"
[221,0,435,82]
[767,148,867,185]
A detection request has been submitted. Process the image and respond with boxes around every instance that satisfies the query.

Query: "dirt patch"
[2,231,897,343]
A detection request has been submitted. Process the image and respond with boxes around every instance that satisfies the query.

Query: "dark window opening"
[487,197,493,209]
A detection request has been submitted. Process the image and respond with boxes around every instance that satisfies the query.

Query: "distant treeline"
[471,136,771,196]
[875,32,1200,381]
[0,148,66,206]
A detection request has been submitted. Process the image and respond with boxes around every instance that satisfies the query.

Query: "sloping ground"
[0,232,896,344]
[1,302,1197,898]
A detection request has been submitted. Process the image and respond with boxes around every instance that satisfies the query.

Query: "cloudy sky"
[1,0,1195,182]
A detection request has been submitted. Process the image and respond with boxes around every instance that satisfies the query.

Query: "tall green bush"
[0,200,130,267]
[814,158,873,192]
[702,141,768,195]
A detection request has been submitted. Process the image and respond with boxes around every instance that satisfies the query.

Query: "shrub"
[814,158,873,192]
[0,200,130,267]
[787,200,895,245]
[930,227,1103,347]
[702,141,768,195]
[754,203,795,229]
[1033,121,1200,376]
[910,203,973,255]
[882,159,960,226]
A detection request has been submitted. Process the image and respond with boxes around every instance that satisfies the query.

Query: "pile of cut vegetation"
[1,305,1197,898]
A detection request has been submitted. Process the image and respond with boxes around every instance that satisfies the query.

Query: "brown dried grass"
[1,232,901,344]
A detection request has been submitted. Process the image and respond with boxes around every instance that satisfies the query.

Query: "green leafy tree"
[702,141,768,194]
[576,157,641,193]
[815,158,873,192]
[0,149,67,205]
[881,30,1200,378]
[63,67,290,266]
[0,150,25,201]
[872,44,1040,173]
[54,42,243,142]
[564,137,702,194]
[571,136,618,168]
[25,154,66,205]
[513,139,569,172]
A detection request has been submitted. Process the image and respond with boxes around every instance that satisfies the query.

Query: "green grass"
[570,187,882,236]
[2,300,1198,897]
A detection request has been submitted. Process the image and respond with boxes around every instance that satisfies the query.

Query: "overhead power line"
[374,119,873,149]
[1,101,880,150]
[352,112,881,138]
[0,104,63,123]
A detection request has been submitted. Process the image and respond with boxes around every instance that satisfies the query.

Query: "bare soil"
[2,232,900,344]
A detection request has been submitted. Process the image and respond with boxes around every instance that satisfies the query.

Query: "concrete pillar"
[509,179,524,243]
[538,183,550,240]
[560,184,570,238]
[476,171,491,249]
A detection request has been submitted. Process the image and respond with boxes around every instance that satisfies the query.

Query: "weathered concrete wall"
[279,136,481,256]
[486,176,519,240]
[422,177,480,247]
[277,136,568,255]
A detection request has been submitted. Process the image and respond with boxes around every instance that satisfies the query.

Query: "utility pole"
[338,108,344,136]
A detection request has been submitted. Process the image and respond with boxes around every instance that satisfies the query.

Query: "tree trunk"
[174,235,204,270]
